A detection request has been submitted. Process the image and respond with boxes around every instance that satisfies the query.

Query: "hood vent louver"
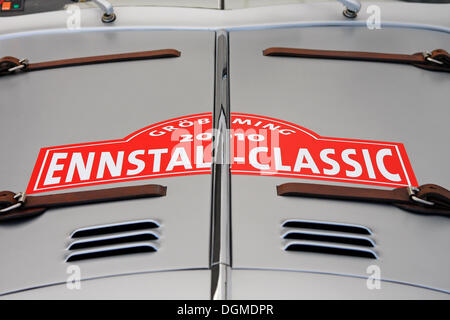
[282,219,377,259]
[282,220,371,235]
[70,220,159,238]
[66,220,160,262]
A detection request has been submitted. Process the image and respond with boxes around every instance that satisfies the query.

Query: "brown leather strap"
[263,47,450,73]
[277,182,410,203]
[0,184,166,222]
[277,183,450,218]
[0,49,181,76]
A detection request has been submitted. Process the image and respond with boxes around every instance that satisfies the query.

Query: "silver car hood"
[0,2,449,299]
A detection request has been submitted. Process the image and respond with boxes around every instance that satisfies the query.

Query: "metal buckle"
[0,192,26,213]
[422,52,444,65]
[7,59,29,73]
[407,187,434,206]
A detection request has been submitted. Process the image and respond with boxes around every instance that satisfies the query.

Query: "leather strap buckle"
[7,59,29,73]
[0,192,26,213]
[0,57,29,76]
[407,186,434,206]
[423,52,444,65]
[422,50,450,68]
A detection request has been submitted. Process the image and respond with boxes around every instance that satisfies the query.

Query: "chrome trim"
[211,263,230,300]
[92,0,114,16]
[210,30,231,300]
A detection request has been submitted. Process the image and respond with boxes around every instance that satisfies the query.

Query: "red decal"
[230,113,417,188]
[27,114,213,194]
[27,113,417,194]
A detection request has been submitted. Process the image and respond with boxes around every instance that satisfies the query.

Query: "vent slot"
[71,220,159,238]
[283,220,371,235]
[285,243,377,259]
[68,232,159,250]
[283,231,374,247]
[67,220,160,262]
[66,244,157,262]
[282,219,377,259]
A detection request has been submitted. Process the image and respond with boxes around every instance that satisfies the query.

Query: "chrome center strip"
[210,30,231,300]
